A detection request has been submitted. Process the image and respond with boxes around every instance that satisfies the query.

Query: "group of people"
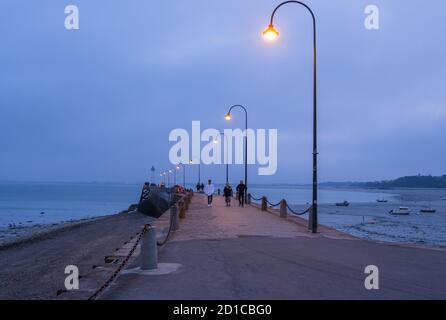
[200,180,247,208]
[195,182,205,192]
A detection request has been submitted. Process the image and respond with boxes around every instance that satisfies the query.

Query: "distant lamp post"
[174,165,180,186]
[263,0,319,233]
[179,163,186,188]
[213,132,229,185]
[168,170,172,187]
[224,104,248,191]
[150,165,155,184]
[190,158,201,186]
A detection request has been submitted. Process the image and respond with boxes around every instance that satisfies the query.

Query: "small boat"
[420,208,436,213]
[376,199,388,203]
[336,201,350,207]
[442,197,446,200]
[389,207,410,215]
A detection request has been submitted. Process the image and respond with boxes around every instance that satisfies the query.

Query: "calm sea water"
[1,182,446,247]
[248,186,446,248]
[0,182,141,228]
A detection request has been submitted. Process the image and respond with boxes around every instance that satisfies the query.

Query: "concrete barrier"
[140,226,158,270]
[280,199,287,218]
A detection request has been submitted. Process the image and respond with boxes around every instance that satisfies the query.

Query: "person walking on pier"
[223,184,233,207]
[204,179,215,207]
[236,180,246,207]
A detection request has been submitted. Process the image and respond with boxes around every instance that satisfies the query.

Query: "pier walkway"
[101,194,446,300]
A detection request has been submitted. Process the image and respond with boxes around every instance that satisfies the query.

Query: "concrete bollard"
[261,196,267,211]
[308,206,313,230]
[280,199,287,218]
[140,226,158,270]
[171,205,179,231]
[179,200,186,219]
[247,193,251,205]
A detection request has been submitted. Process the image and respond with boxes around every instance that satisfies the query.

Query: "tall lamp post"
[263,1,318,233]
[181,162,186,188]
[174,165,180,186]
[214,132,229,185]
[224,105,248,191]
[167,170,172,187]
[190,158,201,186]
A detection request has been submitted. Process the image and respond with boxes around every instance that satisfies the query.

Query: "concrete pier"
[101,194,446,300]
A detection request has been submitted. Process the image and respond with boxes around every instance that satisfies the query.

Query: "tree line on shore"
[321,175,446,189]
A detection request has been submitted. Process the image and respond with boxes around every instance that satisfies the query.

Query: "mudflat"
[0,210,151,299]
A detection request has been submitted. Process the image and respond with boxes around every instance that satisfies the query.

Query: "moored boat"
[420,208,436,213]
[389,207,410,215]
[376,199,388,203]
[336,201,350,207]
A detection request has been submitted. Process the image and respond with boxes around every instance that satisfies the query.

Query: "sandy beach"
[0,209,152,299]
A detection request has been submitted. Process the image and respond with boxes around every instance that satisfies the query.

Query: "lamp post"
[190,158,201,186]
[181,162,186,188]
[150,165,155,184]
[224,105,248,191]
[167,170,172,187]
[214,132,229,185]
[174,165,180,186]
[263,1,318,233]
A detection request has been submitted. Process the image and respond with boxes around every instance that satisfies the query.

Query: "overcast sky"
[0,0,445,184]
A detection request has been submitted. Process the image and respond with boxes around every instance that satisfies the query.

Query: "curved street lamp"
[224,104,248,191]
[263,1,318,233]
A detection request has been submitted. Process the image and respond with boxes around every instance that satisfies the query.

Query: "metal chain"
[250,195,263,201]
[156,209,175,247]
[266,199,281,208]
[287,204,311,216]
[87,224,150,300]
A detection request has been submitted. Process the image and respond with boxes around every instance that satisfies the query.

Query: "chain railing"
[87,191,193,300]
[156,206,176,247]
[88,224,150,300]
[266,199,282,208]
[286,203,311,216]
[249,193,312,216]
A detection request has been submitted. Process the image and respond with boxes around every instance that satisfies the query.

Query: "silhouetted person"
[200,182,205,192]
[204,180,215,207]
[196,183,201,192]
[223,184,233,207]
[236,180,246,207]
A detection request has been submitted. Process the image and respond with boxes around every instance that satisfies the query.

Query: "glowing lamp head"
[263,24,279,41]
[224,113,232,121]
[213,139,219,144]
